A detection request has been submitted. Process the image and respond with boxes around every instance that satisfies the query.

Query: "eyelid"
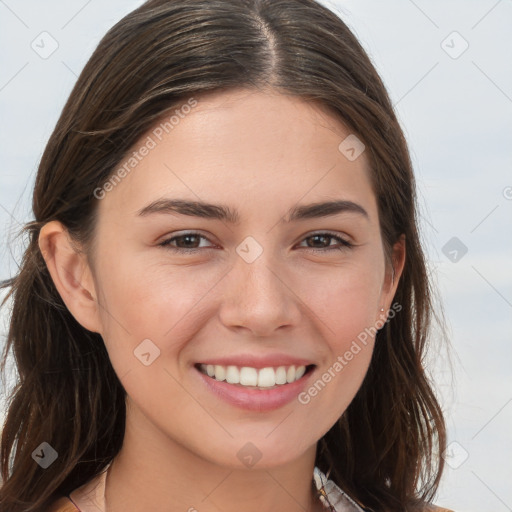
[297,231,354,249]
[158,231,217,251]
[158,230,354,253]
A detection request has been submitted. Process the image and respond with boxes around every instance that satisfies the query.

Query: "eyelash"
[158,231,354,254]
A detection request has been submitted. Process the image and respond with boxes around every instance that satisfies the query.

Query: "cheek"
[293,258,382,422]
[89,241,385,466]
[95,246,384,359]
[93,254,223,369]
[295,255,384,344]
[297,282,378,433]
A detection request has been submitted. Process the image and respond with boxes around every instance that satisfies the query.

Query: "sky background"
[1,1,511,510]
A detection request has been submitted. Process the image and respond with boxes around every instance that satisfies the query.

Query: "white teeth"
[295,365,306,379]
[214,365,226,381]
[239,367,258,386]
[257,367,276,387]
[275,366,287,385]
[225,365,239,384]
[199,364,309,387]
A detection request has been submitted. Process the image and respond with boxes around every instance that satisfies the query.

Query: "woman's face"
[86,88,402,468]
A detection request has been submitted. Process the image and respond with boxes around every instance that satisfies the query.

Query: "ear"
[38,220,103,334]
[378,234,406,318]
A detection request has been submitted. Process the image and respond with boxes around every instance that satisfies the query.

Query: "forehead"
[97,88,377,222]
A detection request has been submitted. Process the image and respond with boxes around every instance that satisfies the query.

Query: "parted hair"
[0,1,446,510]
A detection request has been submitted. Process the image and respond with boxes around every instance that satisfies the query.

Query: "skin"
[40,88,405,512]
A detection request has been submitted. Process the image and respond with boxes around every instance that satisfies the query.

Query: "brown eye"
[298,232,353,252]
[159,233,214,252]
[158,231,353,255]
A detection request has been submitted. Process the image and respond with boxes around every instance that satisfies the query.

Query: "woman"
[0,1,451,510]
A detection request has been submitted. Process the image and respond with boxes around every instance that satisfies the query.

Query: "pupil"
[181,235,197,247]
[310,235,328,248]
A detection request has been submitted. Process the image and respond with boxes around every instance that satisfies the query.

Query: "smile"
[196,363,313,389]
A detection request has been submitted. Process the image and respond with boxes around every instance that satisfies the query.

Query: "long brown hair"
[0,1,446,510]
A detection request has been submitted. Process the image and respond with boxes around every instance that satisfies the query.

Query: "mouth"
[194,363,316,390]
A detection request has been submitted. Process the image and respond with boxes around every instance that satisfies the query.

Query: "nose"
[218,248,301,337]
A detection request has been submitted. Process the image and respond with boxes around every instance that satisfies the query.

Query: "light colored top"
[48,464,366,511]
[48,463,454,512]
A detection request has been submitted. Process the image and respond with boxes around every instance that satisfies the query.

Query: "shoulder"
[46,496,80,512]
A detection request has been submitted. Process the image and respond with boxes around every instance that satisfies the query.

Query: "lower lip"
[194,366,315,412]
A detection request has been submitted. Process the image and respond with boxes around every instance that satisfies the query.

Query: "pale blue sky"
[1,1,511,510]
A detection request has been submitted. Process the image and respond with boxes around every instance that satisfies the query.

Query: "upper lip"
[196,354,315,369]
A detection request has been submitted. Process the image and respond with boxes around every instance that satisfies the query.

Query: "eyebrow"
[136,198,369,223]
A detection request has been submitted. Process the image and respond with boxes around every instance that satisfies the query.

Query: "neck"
[105,399,324,512]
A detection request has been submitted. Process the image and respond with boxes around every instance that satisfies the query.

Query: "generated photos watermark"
[298,302,402,405]
[93,97,198,200]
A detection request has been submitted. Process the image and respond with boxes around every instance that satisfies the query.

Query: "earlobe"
[392,234,406,287]
[379,234,406,316]
[38,221,102,333]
